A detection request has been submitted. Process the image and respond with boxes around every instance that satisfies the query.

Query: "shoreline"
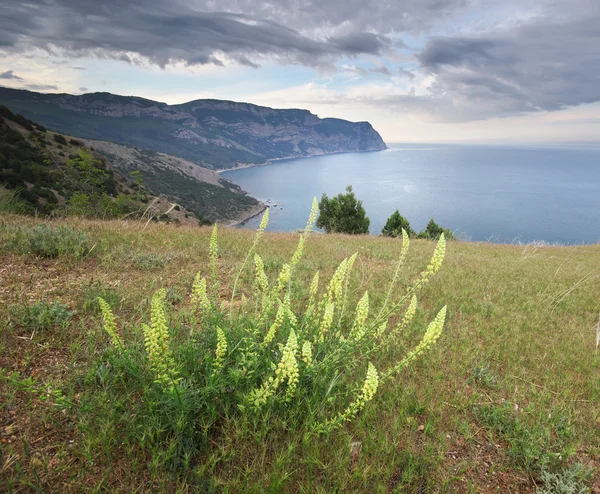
[223,201,268,227]
[216,148,388,174]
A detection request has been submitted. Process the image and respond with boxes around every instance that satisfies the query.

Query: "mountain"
[0,87,387,169]
[0,105,262,223]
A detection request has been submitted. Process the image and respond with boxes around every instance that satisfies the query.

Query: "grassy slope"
[0,216,599,492]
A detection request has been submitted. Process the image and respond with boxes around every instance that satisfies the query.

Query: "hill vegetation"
[0,106,263,223]
[0,211,598,492]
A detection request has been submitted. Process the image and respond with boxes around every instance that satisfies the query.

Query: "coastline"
[223,201,268,227]
[216,148,388,174]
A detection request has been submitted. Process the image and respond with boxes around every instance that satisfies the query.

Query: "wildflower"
[209,224,219,300]
[191,273,211,315]
[254,254,269,300]
[326,258,348,307]
[305,271,320,318]
[251,328,299,406]
[393,295,417,336]
[301,340,313,366]
[418,233,446,284]
[264,299,286,345]
[314,362,379,433]
[340,252,358,319]
[97,297,122,349]
[143,289,179,385]
[212,326,227,375]
[349,291,369,341]
[304,197,319,236]
[319,302,335,342]
[276,263,292,293]
[375,320,387,338]
[381,305,447,383]
[377,229,409,321]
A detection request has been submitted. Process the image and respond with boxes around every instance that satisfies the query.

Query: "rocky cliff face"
[0,88,387,169]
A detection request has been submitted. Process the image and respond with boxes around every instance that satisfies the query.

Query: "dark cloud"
[0,0,473,68]
[0,0,411,68]
[71,66,87,70]
[416,5,600,120]
[79,87,88,92]
[0,69,23,81]
[26,83,59,91]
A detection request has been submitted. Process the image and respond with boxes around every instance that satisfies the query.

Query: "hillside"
[0,106,262,223]
[0,87,387,169]
[0,215,598,492]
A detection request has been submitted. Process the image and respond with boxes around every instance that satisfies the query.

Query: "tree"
[417,218,455,240]
[316,185,370,234]
[381,210,415,237]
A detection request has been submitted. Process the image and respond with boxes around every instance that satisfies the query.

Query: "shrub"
[53,134,68,145]
[11,301,73,331]
[88,200,448,474]
[418,219,455,241]
[382,210,415,237]
[316,185,370,234]
[0,224,91,258]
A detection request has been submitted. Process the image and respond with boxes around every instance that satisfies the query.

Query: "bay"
[221,144,600,245]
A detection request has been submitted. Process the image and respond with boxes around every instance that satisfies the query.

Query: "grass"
[0,213,599,492]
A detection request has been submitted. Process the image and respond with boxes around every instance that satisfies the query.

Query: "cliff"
[0,88,387,169]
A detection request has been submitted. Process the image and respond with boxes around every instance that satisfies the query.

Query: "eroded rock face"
[0,88,387,169]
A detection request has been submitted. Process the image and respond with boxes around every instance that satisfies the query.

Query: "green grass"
[0,214,599,492]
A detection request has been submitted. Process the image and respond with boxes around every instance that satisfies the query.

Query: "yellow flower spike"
[254,254,269,297]
[381,306,447,384]
[276,263,292,293]
[191,274,211,315]
[314,362,379,433]
[375,320,387,338]
[319,302,335,341]
[376,229,410,322]
[209,224,218,300]
[349,291,369,341]
[264,301,286,345]
[144,289,179,385]
[326,258,348,306]
[301,340,313,366]
[419,233,446,283]
[304,197,319,236]
[212,326,227,375]
[97,297,122,350]
[305,271,320,318]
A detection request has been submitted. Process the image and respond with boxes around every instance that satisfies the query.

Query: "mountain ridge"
[0,87,387,169]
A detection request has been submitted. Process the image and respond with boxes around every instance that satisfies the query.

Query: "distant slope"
[86,140,263,223]
[0,87,387,169]
[0,105,262,223]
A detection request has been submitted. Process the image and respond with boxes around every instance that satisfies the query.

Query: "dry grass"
[1,214,599,492]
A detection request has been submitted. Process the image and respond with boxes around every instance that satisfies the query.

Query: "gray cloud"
[0,0,414,68]
[79,87,88,92]
[26,83,59,91]
[0,69,23,81]
[416,5,600,120]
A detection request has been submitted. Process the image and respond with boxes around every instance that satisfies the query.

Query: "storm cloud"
[416,5,600,120]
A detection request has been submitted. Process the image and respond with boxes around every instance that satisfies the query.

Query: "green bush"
[381,210,415,237]
[417,219,455,241]
[88,201,448,476]
[0,224,92,258]
[316,185,370,234]
[53,134,68,145]
[11,301,73,331]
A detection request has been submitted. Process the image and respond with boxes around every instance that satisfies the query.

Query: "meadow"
[0,211,599,492]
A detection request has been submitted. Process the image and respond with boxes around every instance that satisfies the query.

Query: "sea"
[221,144,600,245]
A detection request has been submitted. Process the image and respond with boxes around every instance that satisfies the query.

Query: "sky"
[1,0,599,144]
